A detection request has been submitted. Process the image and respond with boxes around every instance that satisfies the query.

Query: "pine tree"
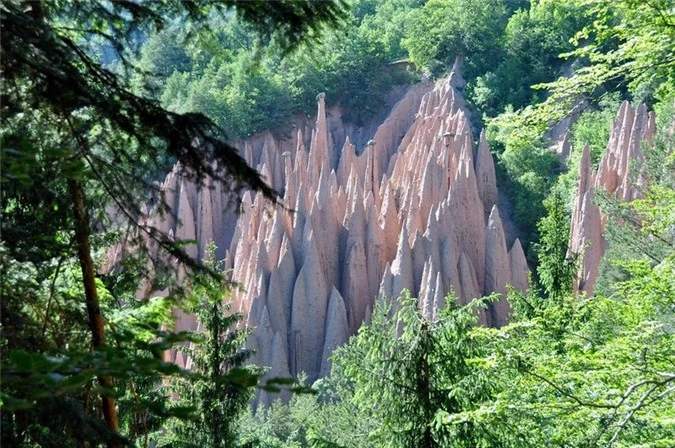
[536,186,577,301]
[319,293,499,448]
[158,244,256,448]
[1,2,346,444]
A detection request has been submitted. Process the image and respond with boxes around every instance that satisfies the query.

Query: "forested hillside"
[1,0,673,447]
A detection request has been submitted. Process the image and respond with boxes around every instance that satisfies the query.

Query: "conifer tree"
[159,244,256,448]
[536,186,577,301]
[320,294,498,448]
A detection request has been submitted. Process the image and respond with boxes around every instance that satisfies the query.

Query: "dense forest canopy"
[1,0,674,447]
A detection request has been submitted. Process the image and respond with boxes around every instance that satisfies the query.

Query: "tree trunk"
[420,323,435,448]
[68,179,120,448]
[210,302,221,448]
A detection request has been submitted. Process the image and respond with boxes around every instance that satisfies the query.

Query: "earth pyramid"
[129,65,531,401]
[569,101,656,294]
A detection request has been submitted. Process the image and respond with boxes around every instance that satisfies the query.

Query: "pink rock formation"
[569,101,656,294]
[476,130,498,219]
[484,206,512,327]
[139,64,531,384]
[509,238,529,294]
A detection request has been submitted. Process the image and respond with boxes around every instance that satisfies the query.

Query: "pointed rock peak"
[457,134,475,178]
[252,191,264,211]
[315,165,330,206]
[294,183,308,217]
[510,238,525,260]
[364,189,375,209]
[419,260,434,318]
[259,162,271,184]
[349,176,364,216]
[316,91,326,108]
[421,258,433,286]
[256,243,270,274]
[301,214,315,248]
[320,286,349,377]
[264,130,277,152]
[379,181,394,211]
[378,261,394,300]
[378,173,389,196]
[178,178,191,202]
[366,199,381,239]
[618,100,630,119]
[326,285,347,317]
[329,284,343,300]
[243,142,254,165]
[411,228,424,249]
[475,130,497,216]
[646,111,657,143]
[223,249,233,270]
[329,168,338,187]
[424,206,439,239]
[313,92,329,159]
[294,145,308,173]
[432,271,446,319]
[397,224,410,252]
[509,238,529,294]
[478,129,488,153]
[450,55,464,88]
[241,190,253,209]
[346,168,364,210]
[557,131,572,161]
[488,205,502,228]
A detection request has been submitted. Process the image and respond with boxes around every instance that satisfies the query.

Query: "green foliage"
[1,1,348,445]
[531,0,675,127]
[162,52,299,138]
[595,93,675,294]
[536,186,578,301]
[147,0,415,139]
[306,293,500,448]
[355,0,424,62]
[285,25,412,125]
[570,94,620,164]
[135,0,594,139]
[0,242,200,447]
[488,109,562,255]
[237,378,319,448]
[4,0,675,446]
[158,245,258,448]
[469,0,588,117]
[490,105,675,445]
[246,262,674,448]
[491,256,675,446]
[403,0,508,78]
[137,27,193,79]
[552,94,621,210]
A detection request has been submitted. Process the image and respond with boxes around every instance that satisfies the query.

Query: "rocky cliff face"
[569,101,656,294]
[134,65,529,399]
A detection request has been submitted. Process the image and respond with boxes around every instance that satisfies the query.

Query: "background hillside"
[2,0,673,447]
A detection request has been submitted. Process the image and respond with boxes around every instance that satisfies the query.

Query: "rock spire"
[569,101,656,294]
[133,71,530,397]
